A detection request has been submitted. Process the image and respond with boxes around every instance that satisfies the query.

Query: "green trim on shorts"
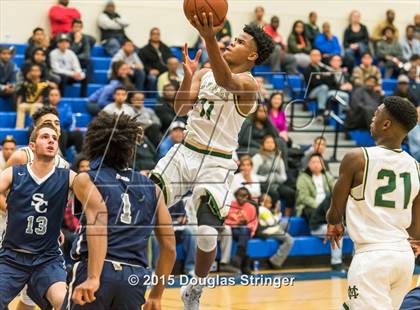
[150,172,169,205]
[342,302,350,310]
[183,141,232,159]
[205,190,226,221]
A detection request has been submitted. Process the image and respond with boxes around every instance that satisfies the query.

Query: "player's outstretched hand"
[324,223,345,250]
[190,12,226,40]
[143,297,161,310]
[182,43,202,78]
[72,278,100,305]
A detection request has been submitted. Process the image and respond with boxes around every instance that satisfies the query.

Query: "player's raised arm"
[71,172,108,305]
[0,167,12,212]
[144,186,176,310]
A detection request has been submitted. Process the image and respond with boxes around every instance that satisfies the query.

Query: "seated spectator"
[0,46,17,101]
[343,10,370,71]
[408,107,420,161]
[304,12,320,46]
[25,27,50,60]
[225,187,258,274]
[415,14,420,40]
[87,61,134,116]
[401,25,420,61]
[252,135,295,217]
[267,92,289,142]
[231,155,261,201]
[139,28,174,91]
[0,136,16,172]
[48,0,81,38]
[314,22,342,60]
[50,33,87,97]
[296,154,345,272]
[16,64,51,128]
[352,52,382,87]
[21,47,60,86]
[258,194,293,269]
[103,86,136,116]
[46,88,83,155]
[111,40,145,91]
[250,6,268,28]
[157,57,182,96]
[155,83,182,133]
[345,75,383,130]
[133,135,158,174]
[238,104,288,158]
[288,20,311,68]
[159,120,185,159]
[98,1,130,56]
[406,62,420,103]
[301,136,329,170]
[376,27,404,78]
[393,75,419,106]
[328,55,353,108]
[69,19,93,82]
[371,9,399,43]
[264,16,298,74]
[255,76,269,104]
[129,92,162,146]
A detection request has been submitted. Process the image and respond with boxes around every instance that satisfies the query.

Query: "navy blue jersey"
[71,162,158,267]
[1,165,69,256]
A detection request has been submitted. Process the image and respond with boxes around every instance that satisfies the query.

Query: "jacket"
[138,42,173,74]
[0,60,17,91]
[287,33,312,54]
[48,4,81,37]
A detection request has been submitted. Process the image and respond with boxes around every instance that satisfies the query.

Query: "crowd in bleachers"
[0,0,419,275]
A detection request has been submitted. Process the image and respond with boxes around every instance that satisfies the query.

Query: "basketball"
[183,0,228,26]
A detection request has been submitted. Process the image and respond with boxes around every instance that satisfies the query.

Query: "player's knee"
[196,225,218,253]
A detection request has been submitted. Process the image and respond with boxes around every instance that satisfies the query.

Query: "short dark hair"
[84,112,142,170]
[72,18,83,26]
[29,64,42,71]
[33,27,44,34]
[383,96,418,132]
[409,54,420,62]
[243,24,274,65]
[122,39,134,46]
[361,52,372,58]
[114,86,127,94]
[406,25,415,32]
[1,135,16,146]
[382,26,395,35]
[366,75,378,82]
[32,106,60,126]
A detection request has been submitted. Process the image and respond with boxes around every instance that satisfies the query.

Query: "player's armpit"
[0,167,12,212]
[407,193,420,240]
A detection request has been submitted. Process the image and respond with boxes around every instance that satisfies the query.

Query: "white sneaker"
[181,284,202,310]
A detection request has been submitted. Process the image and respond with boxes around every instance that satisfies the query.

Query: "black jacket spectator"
[303,64,337,94]
[25,28,50,60]
[21,47,59,85]
[155,83,186,133]
[133,136,158,172]
[138,28,173,74]
[0,47,17,98]
[343,24,369,49]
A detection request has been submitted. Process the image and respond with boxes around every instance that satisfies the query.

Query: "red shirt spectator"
[225,199,258,237]
[49,0,81,37]
[264,16,287,50]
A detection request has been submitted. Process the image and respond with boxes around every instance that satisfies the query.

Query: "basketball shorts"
[63,260,150,310]
[151,143,237,223]
[0,249,67,310]
[343,249,415,310]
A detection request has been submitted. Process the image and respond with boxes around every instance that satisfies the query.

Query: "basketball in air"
[183,0,228,26]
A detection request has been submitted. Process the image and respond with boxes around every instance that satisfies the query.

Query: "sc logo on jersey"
[31,193,48,213]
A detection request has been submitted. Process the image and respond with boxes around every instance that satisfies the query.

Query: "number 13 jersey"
[347,146,420,253]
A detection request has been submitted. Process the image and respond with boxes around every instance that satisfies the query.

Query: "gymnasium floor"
[9,267,419,309]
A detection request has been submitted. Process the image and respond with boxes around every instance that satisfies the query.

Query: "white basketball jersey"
[21,146,69,168]
[185,70,257,153]
[347,146,419,253]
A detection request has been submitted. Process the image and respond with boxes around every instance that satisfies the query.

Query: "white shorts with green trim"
[343,249,415,310]
[151,143,237,222]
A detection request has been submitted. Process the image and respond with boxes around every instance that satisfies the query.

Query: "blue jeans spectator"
[131,68,145,91]
[344,42,369,71]
[104,38,122,57]
[309,84,329,113]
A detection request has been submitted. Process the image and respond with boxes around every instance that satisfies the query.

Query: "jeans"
[327,90,350,112]
[311,224,343,265]
[58,74,87,98]
[219,225,233,264]
[103,38,122,57]
[344,42,369,71]
[262,223,294,268]
[309,84,329,111]
[231,226,251,254]
[131,69,146,91]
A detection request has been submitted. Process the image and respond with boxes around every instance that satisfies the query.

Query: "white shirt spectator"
[50,48,85,78]
[312,174,326,205]
[111,49,143,70]
[98,12,129,32]
[231,172,261,199]
[103,102,136,117]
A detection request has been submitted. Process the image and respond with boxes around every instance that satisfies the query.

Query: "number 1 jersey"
[346,146,419,253]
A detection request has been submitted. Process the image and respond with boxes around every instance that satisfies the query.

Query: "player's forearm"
[326,202,345,225]
[86,209,107,280]
[149,240,176,299]
[204,36,233,88]
[174,75,194,116]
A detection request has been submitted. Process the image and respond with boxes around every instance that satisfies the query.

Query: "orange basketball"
[183,0,228,26]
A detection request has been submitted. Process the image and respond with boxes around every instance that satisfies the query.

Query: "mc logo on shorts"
[348,285,359,299]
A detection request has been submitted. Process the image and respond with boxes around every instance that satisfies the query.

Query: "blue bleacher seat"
[287,217,310,236]
[382,79,397,92]
[171,47,183,62]
[61,98,88,113]
[0,129,29,145]
[4,43,27,55]
[272,75,285,90]
[64,84,102,97]
[94,70,109,84]
[12,55,24,67]
[92,57,111,70]
[91,45,107,57]
[74,113,92,128]
[0,112,16,128]
[349,130,375,146]
[0,97,14,112]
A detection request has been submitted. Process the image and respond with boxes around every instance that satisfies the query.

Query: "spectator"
[346,75,383,130]
[252,135,295,217]
[103,86,136,116]
[0,46,17,101]
[314,22,342,60]
[328,55,353,108]
[258,194,293,269]
[401,25,420,61]
[129,92,162,146]
[225,187,258,274]
[46,88,83,155]
[50,33,87,97]
[393,75,418,106]
[69,19,93,82]
[295,154,345,272]
[406,62,420,103]
[139,28,174,91]
[15,64,51,128]
[352,52,382,87]
[343,10,370,71]
[288,20,311,68]
[218,224,241,273]
[231,155,261,201]
[371,9,399,43]
[157,57,182,96]
[87,61,134,116]
[25,27,50,60]
[159,121,185,159]
[155,83,180,133]
[21,47,60,86]
[376,27,404,78]
[264,16,298,74]
[301,136,329,170]
[133,135,158,174]
[408,106,420,161]
[267,92,288,142]
[415,14,420,40]
[255,76,269,104]
[111,40,145,91]
[48,0,81,37]
[216,19,232,43]
[0,136,16,172]
[250,6,268,28]
[304,12,320,46]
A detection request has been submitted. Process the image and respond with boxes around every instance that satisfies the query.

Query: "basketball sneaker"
[181,283,203,310]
